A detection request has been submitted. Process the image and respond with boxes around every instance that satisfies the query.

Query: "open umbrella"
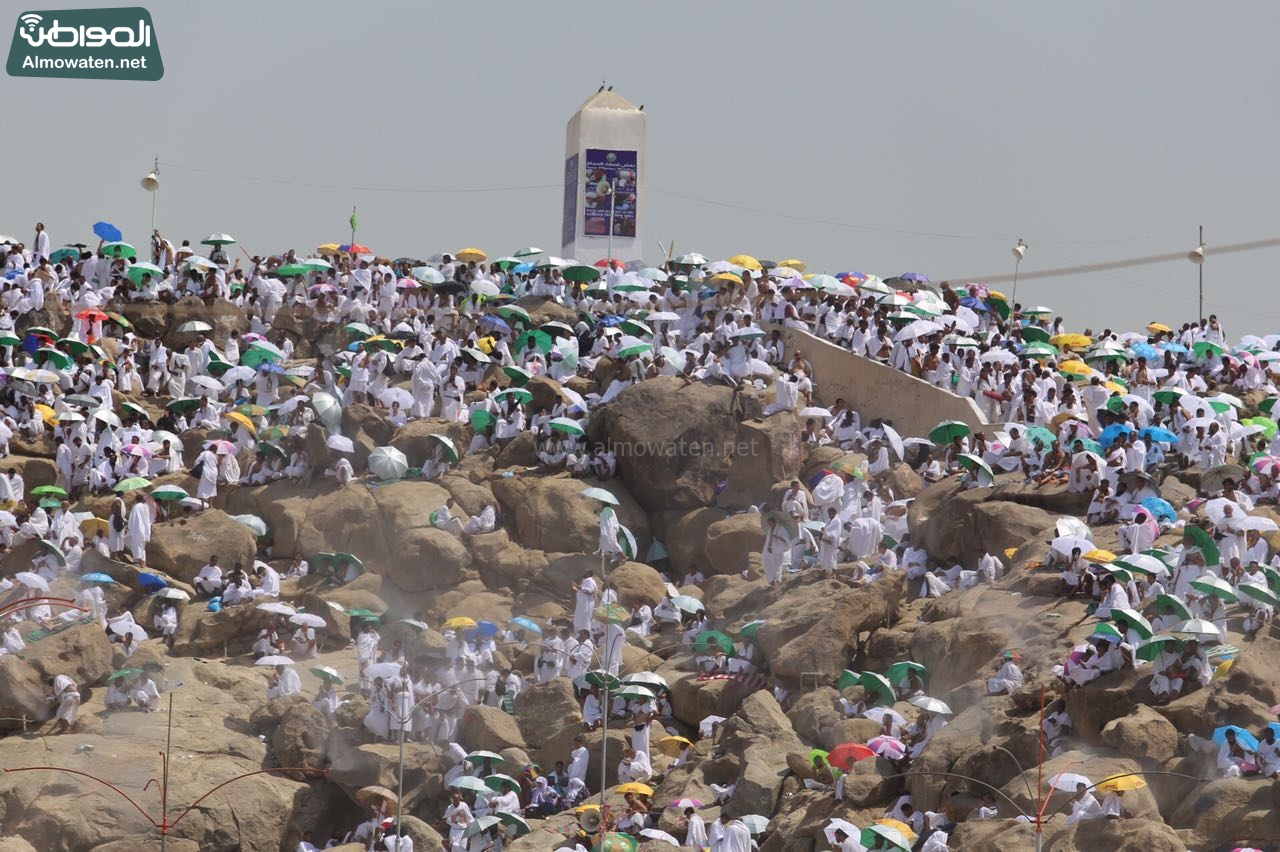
[450,776,489,794]
[289,613,326,629]
[464,750,506,764]
[693,630,734,655]
[858,672,897,705]
[153,588,190,602]
[355,786,399,815]
[1136,634,1183,662]
[1173,619,1223,642]
[429,434,458,462]
[908,695,952,715]
[368,446,409,481]
[580,486,619,505]
[14,572,49,592]
[827,742,876,771]
[1213,725,1259,750]
[594,603,630,625]
[255,655,295,667]
[464,815,501,838]
[310,666,344,684]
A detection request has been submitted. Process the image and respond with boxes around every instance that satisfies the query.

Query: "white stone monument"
[561,87,645,266]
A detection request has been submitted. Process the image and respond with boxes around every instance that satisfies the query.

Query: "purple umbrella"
[900,272,930,283]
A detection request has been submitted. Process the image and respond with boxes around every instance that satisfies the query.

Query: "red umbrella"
[75,309,109,321]
[827,742,876,771]
[593,258,623,268]
[342,243,371,254]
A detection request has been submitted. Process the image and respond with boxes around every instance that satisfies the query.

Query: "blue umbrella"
[1131,343,1159,360]
[137,573,169,591]
[261,362,287,374]
[1159,342,1189,354]
[1140,497,1177,523]
[1099,423,1135,449]
[1140,426,1179,443]
[93,221,122,242]
[512,262,534,275]
[479,315,512,335]
[1213,725,1259,750]
[959,296,991,312]
[1269,722,1280,740]
[475,620,500,637]
[901,272,930,283]
[510,616,543,635]
[81,572,115,584]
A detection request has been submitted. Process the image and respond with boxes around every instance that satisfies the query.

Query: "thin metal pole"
[396,719,404,844]
[607,180,616,269]
[161,692,172,851]
[1198,225,1204,321]
[150,157,159,264]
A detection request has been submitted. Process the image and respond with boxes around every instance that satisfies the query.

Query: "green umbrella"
[861,824,911,851]
[429,434,459,463]
[929,420,971,444]
[165,397,202,412]
[1020,326,1051,343]
[858,671,896,704]
[495,387,533,405]
[275,263,311,277]
[344,322,375,338]
[562,264,601,283]
[597,833,639,852]
[1110,608,1153,640]
[548,417,585,436]
[1240,584,1280,608]
[693,630,734,655]
[1183,525,1221,567]
[594,603,630,625]
[502,365,532,386]
[835,669,862,691]
[617,340,651,358]
[31,485,67,497]
[1154,594,1192,621]
[1243,417,1278,440]
[496,812,530,836]
[1191,575,1237,602]
[464,750,506,764]
[58,337,89,356]
[470,409,495,431]
[345,608,380,622]
[451,776,490,794]
[465,815,503,838]
[107,668,142,682]
[100,241,136,259]
[1136,634,1183,662]
[884,661,927,684]
[620,319,653,337]
[515,329,554,355]
[50,247,80,264]
[1023,342,1060,359]
[38,539,66,564]
[495,305,532,324]
[1193,340,1225,358]
[735,619,766,639]
[585,670,622,690]
[1153,388,1188,405]
[113,477,151,493]
[310,666,344,684]
[36,348,72,369]
[1024,425,1056,449]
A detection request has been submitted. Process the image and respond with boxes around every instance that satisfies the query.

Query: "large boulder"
[908,478,1057,564]
[513,679,581,749]
[717,416,802,510]
[703,512,765,576]
[719,691,804,816]
[662,507,728,576]
[389,419,470,467]
[599,377,760,511]
[0,623,115,728]
[458,705,528,753]
[147,510,258,583]
[1101,704,1180,764]
[490,475,649,554]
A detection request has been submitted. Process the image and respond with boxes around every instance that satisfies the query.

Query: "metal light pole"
[1010,239,1027,312]
[607,179,617,271]
[1188,226,1205,321]
[141,157,160,263]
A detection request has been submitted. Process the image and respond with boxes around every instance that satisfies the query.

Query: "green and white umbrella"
[100,241,137,259]
[127,262,164,282]
[201,233,237,246]
[494,387,532,405]
[548,417,584,436]
[429,434,458,462]
[368,446,409,481]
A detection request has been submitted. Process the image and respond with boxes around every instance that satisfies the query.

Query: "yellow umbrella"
[656,735,692,757]
[727,254,762,271]
[225,411,257,435]
[80,517,110,537]
[317,243,341,253]
[987,290,1009,303]
[1096,773,1147,793]
[34,403,56,426]
[1084,549,1116,563]
[711,272,743,287]
[1004,547,1019,558]
[617,782,654,796]
[1058,360,1093,378]
[443,616,477,630]
[1214,658,1235,679]
[777,258,807,272]
[456,248,487,263]
[1049,334,1093,350]
[1147,322,1173,334]
[876,819,917,842]
[574,803,600,814]
[1104,381,1127,394]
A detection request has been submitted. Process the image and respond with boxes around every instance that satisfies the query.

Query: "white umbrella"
[289,613,327,628]
[1050,535,1095,557]
[909,695,952,715]
[824,819,861,845]
[327,435,355,454]
[231,514,267,537]
[154,588,190,601]
[177,321,212,333]
[188,375,223,393]
[461,347,491,363]
[221,366,256,385]
[1048,771,1093,792]
[799,406,832,420]
[256,602,297,617]
[1173,619,1223,642]
[311,392,342,428]
[368,446,409,480]
[639,829,680,846]
[14,572,48,592]
[861,706,908,728]
[881,424,905,461]
[255,655,295,666]
[1055,517,1093,540]
[894,319,943,342]
[1240,516,1280,532]
[980,348,1019,365]
[111,623,149,641]
[379,387,414,409]
[367,662,404,681]
[698,715,726,738]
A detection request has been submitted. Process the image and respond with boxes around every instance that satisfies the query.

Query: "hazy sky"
[6,1,1280,334]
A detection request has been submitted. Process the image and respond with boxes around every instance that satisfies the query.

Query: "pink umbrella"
[206,439,237,455]
[866,735,907,760]
[122,443,152,458]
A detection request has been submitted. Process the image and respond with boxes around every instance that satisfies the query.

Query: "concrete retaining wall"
[775,325,988,437]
